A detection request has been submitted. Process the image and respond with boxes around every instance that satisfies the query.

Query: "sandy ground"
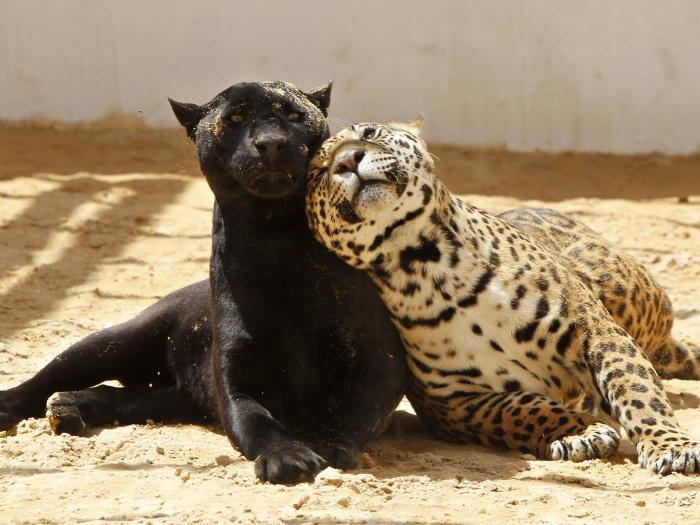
[0,125,699,524]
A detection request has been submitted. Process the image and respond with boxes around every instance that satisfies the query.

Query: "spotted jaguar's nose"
[333,147,365,175]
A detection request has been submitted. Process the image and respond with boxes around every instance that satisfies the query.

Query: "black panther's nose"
[254,133,289,162]
[333,148,365,175]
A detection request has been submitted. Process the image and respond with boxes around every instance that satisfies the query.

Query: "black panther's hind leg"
[0,280,211,430]
[46,385,204,435]
[0,319,170,430]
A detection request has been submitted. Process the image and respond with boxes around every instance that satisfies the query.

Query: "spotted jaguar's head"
[306,120,437,268]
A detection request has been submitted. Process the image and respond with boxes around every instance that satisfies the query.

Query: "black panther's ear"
[304,81,333,117]
[168,98,205,140]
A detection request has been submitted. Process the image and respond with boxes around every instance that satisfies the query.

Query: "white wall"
[1,0,699,154]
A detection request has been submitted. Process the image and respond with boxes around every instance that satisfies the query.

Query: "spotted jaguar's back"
[306,121,700,475]
[500,207,697,379]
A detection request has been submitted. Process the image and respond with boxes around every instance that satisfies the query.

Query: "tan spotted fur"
[306,122,700,474]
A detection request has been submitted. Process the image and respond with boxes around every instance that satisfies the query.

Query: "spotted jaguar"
[305,120,700,474]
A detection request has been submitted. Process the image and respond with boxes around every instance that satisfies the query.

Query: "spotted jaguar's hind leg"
[425,389,619,461]
[647,337,700,380]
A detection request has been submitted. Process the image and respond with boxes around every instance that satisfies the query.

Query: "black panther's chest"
[211,226,361,391]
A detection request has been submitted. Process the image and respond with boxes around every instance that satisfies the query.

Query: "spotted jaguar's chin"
[334,176,394,224]
[339,173,396,224]
[354,178,396,216]
[356,178,394,203]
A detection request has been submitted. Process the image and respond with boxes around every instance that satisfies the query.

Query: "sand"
[0,125,699,524]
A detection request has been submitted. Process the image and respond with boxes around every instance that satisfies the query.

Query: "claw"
[547,424,619,463]
[637,439,700,475]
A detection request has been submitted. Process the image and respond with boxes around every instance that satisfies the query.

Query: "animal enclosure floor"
[0,126,699,524]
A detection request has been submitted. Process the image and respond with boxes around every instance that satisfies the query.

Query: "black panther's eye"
[288,112,301,122]
[230,114,244,123]
[362,127,376,139]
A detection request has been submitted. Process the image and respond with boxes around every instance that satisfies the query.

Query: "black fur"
[0,81,406,484]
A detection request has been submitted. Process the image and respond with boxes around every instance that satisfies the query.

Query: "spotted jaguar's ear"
[168,98,205,141]
[304,81,333,117]
[389,117,425,136]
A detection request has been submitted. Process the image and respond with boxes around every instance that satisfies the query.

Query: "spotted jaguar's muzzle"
[327,140,407,222]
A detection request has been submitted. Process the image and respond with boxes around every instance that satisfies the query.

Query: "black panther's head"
[169,81,332,200]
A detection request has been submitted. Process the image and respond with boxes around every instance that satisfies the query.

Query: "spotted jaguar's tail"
[648,336,700,380]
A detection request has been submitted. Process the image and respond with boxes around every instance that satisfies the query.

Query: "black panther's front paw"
[46,392,88,435]
[314,442,358,470]
[254,441,328,484]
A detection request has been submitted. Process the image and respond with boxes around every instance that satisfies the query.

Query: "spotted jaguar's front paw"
[637,438,700,475]
[254,441,328,484]
[547,423,620,462]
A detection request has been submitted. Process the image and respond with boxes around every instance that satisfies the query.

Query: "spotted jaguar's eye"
[288,112,301,122]
[362,127,377,139]
[230,114,244,124]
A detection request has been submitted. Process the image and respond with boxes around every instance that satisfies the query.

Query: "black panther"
[0,81,406,484]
